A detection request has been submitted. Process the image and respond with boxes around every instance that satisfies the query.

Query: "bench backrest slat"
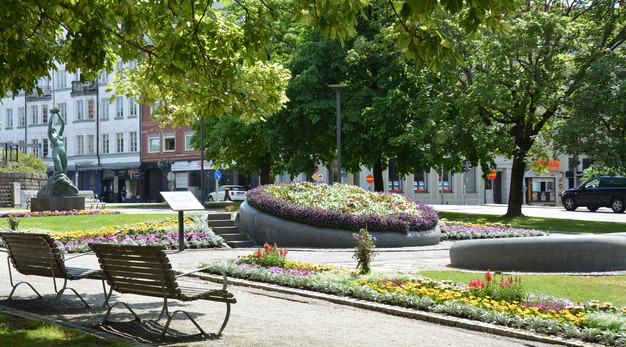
[0,232,66,277]
[89,243,180,298]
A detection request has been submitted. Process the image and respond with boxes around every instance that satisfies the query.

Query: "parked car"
[561,176,626,213]
[208,185,247,202]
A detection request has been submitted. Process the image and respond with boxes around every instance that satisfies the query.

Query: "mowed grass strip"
[8,214,174,232]
[437,211,626,234]
[419,270,626,307]
[0,313,130,346]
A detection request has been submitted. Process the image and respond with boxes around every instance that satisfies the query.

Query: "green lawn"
[438,211,625,234]
[0,313,130,346]
[419,270,626,307]
[9,214,174,232]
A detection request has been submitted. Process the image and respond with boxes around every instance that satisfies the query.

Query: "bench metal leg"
[6,257,42,300]
[52,277,90,308]
[157,296,232,339]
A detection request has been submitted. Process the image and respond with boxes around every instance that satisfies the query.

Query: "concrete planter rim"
[238,201,440,248]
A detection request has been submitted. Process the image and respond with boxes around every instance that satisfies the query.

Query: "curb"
[193,273,600,347]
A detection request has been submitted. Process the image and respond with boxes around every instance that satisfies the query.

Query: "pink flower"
[484,271,492,282]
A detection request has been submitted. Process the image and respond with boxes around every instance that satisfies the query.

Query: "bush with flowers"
[246,182,439,233]
[467,271,525,302]
[238,243,290,268]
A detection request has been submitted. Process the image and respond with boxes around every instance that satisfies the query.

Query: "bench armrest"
[63,251,94,262]
[176,265,229,291]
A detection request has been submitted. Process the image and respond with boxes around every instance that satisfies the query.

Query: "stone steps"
[207,213,256,248]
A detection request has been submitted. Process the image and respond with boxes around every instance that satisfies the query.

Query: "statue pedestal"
[31,197,85,212]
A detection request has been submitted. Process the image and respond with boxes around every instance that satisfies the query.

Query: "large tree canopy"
[552,52,626,170]
[444,0,626,216]
[2,0,515,125]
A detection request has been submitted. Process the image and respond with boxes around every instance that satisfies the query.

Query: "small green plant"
[239,243,288,268]
[468,271,526,302]
[8,216,19,230]
[352,228,378,275]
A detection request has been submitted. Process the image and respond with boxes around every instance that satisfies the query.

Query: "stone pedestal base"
[31,197,85,212]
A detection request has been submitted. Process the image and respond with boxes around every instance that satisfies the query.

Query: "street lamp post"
[328,84,348,184]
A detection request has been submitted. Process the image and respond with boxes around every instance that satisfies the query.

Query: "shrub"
[353,228,378,274]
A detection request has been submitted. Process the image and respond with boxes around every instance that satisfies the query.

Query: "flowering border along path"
[200,252,626,347]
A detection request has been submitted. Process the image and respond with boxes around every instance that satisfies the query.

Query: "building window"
[102,134,109,154]
[18,107,25,127]
[130,131,138,152]
[101,98,109,119]
[466,167,477,193]
[438,171,453,192]
[87,99,95,119]
[42,105,48,124]
[56,70,66,89]
[116,97,124,117]
[148,134,160,153]
[117,61,124,78]
[129,97,137,117]
[116,132,124,153]
[31,105,39,124]
[185,131,195,151]
[32,139,39,157]
[6,109,13,128]
[76,100,84,120]
[42,139,49,157]
[413,172,428,192]
[87,135,95,155]
[98,71,108,84]
[163,132,175,152]
[76,135,84,155]
[57,103,67,123]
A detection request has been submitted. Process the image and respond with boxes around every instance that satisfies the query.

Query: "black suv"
[561,176,626,213]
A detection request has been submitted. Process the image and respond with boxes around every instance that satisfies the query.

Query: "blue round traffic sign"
[214,171,222,180]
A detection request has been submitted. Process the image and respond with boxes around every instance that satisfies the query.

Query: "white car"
[208,185,247,201]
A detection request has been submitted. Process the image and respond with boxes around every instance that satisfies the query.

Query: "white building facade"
[0,62,142,202]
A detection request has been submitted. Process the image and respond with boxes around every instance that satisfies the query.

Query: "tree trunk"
[505,153,527,217]
[259,161,273,185]
[373,158,384,192]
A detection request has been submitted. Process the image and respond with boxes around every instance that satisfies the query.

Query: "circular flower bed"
[246,182,438,233]
[241,183,440,248]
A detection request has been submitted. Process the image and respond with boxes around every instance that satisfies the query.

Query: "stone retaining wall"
[0,171,48,207]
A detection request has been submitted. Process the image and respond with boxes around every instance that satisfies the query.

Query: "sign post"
[160,191,205,251]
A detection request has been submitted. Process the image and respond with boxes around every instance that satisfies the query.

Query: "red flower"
[256,250,263,258]
[263,243,270,250]
[468,278,486,289]
[484,271,492,282]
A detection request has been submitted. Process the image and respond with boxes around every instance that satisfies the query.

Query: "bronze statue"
[48,107,67,176]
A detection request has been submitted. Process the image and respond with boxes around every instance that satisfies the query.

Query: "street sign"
[317,174,324,182]
[312,174,319,180]
[341,168,347,178]
[214,171,222,180]
[313,164,320,174]
[366,174,374,184]
[487,170,497,180]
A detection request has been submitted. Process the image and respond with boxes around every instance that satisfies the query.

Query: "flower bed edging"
[239,201,440,248]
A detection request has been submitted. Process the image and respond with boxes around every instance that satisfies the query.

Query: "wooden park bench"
[88,243,237,338]
[0,232,101,308]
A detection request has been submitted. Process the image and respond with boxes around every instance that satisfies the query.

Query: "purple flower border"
[246,184,439,233]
